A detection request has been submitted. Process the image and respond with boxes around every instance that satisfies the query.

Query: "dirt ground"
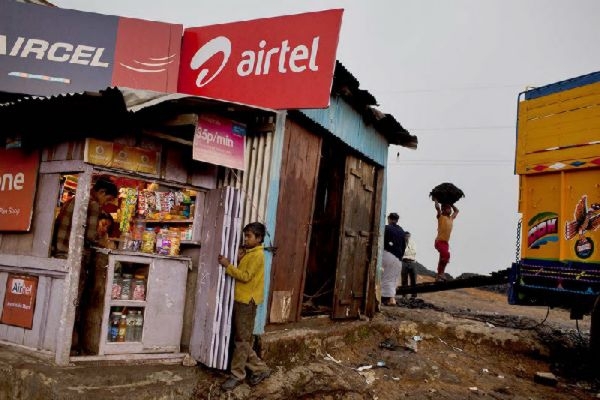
[195,279,600,399]
[3,277,598,400]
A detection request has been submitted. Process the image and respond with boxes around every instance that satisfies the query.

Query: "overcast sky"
[52,0,600,276]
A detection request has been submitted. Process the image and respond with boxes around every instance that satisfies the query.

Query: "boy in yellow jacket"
[218,222,271,391]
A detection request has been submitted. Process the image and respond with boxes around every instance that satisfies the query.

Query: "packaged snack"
[137,190,147,217]
[141,228,156,253]
[119,188,138,232]
[157,228,171,255]
[169,231,181,256]
[175,191,184,207]
[145,190,157,212]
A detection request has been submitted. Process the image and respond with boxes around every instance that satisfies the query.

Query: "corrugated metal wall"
[217,129,274,231]
[300,96,389,167]
[215,112,286,334]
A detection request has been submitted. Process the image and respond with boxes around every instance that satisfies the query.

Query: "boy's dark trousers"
[230,300,269,380]
[401,259,417,297]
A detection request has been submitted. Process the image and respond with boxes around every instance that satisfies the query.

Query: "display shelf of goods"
[98,254,188,355]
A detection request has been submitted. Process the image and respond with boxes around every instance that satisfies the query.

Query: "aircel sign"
[178,9,343,110]
[0,1,181,97]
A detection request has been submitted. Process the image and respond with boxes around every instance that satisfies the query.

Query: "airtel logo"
[189,35,320,88]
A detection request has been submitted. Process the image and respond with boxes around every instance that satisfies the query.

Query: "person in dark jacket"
[381,212,406,305]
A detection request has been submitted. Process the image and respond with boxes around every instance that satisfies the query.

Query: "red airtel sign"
[178,9,343,110]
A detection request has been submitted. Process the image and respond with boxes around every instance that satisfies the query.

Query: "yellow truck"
[510,71,600,353]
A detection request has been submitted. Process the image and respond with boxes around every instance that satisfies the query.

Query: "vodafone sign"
[178,9,343,110]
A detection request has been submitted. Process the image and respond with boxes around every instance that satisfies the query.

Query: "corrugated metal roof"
[331,61,417,149]
[0,87,276,148]
[296,101,391,167]
[0,87,131,149]
[16,0,54,6]
[0,60,416,152]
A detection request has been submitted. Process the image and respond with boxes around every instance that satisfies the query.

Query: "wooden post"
[54,166,92,365]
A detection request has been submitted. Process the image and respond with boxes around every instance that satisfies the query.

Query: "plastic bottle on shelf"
[121,274,133,300]
[129,219,145,252]
[133,219,146,241]
[132,275,146,301]
[111,273,122,300]
[108,311,121,342]
[134,310,144,341]
[120,232,130,251]
[182,195,191,218]
[126,310,137,341]
[184,226,193,241]
[116,314,127,342]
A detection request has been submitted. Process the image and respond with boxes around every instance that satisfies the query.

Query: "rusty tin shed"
[255,61,417,327]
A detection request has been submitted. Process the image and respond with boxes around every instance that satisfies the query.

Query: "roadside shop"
[0,1,417,369]
[0,86,278,366]
[0,1,278,366]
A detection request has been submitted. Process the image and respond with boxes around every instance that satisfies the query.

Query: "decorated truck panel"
[509,72,600,317]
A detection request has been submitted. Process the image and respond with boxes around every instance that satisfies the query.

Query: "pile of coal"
[430,182,465,205]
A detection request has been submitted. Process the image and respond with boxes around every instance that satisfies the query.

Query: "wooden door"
[269,120,322,323]
[333,155,379,319]
[143,257,188,352]
[189,187,242,369]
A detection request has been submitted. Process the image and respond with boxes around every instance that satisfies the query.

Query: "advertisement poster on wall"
[0,148,40,232]
[193,114,246,170]
[0,274,39,329]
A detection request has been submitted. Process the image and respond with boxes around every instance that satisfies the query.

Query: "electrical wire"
[372,84,525,94]
[406,126,513,132]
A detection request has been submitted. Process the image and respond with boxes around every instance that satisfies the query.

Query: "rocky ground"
[3,275,597,400]
[193,279,600,399]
